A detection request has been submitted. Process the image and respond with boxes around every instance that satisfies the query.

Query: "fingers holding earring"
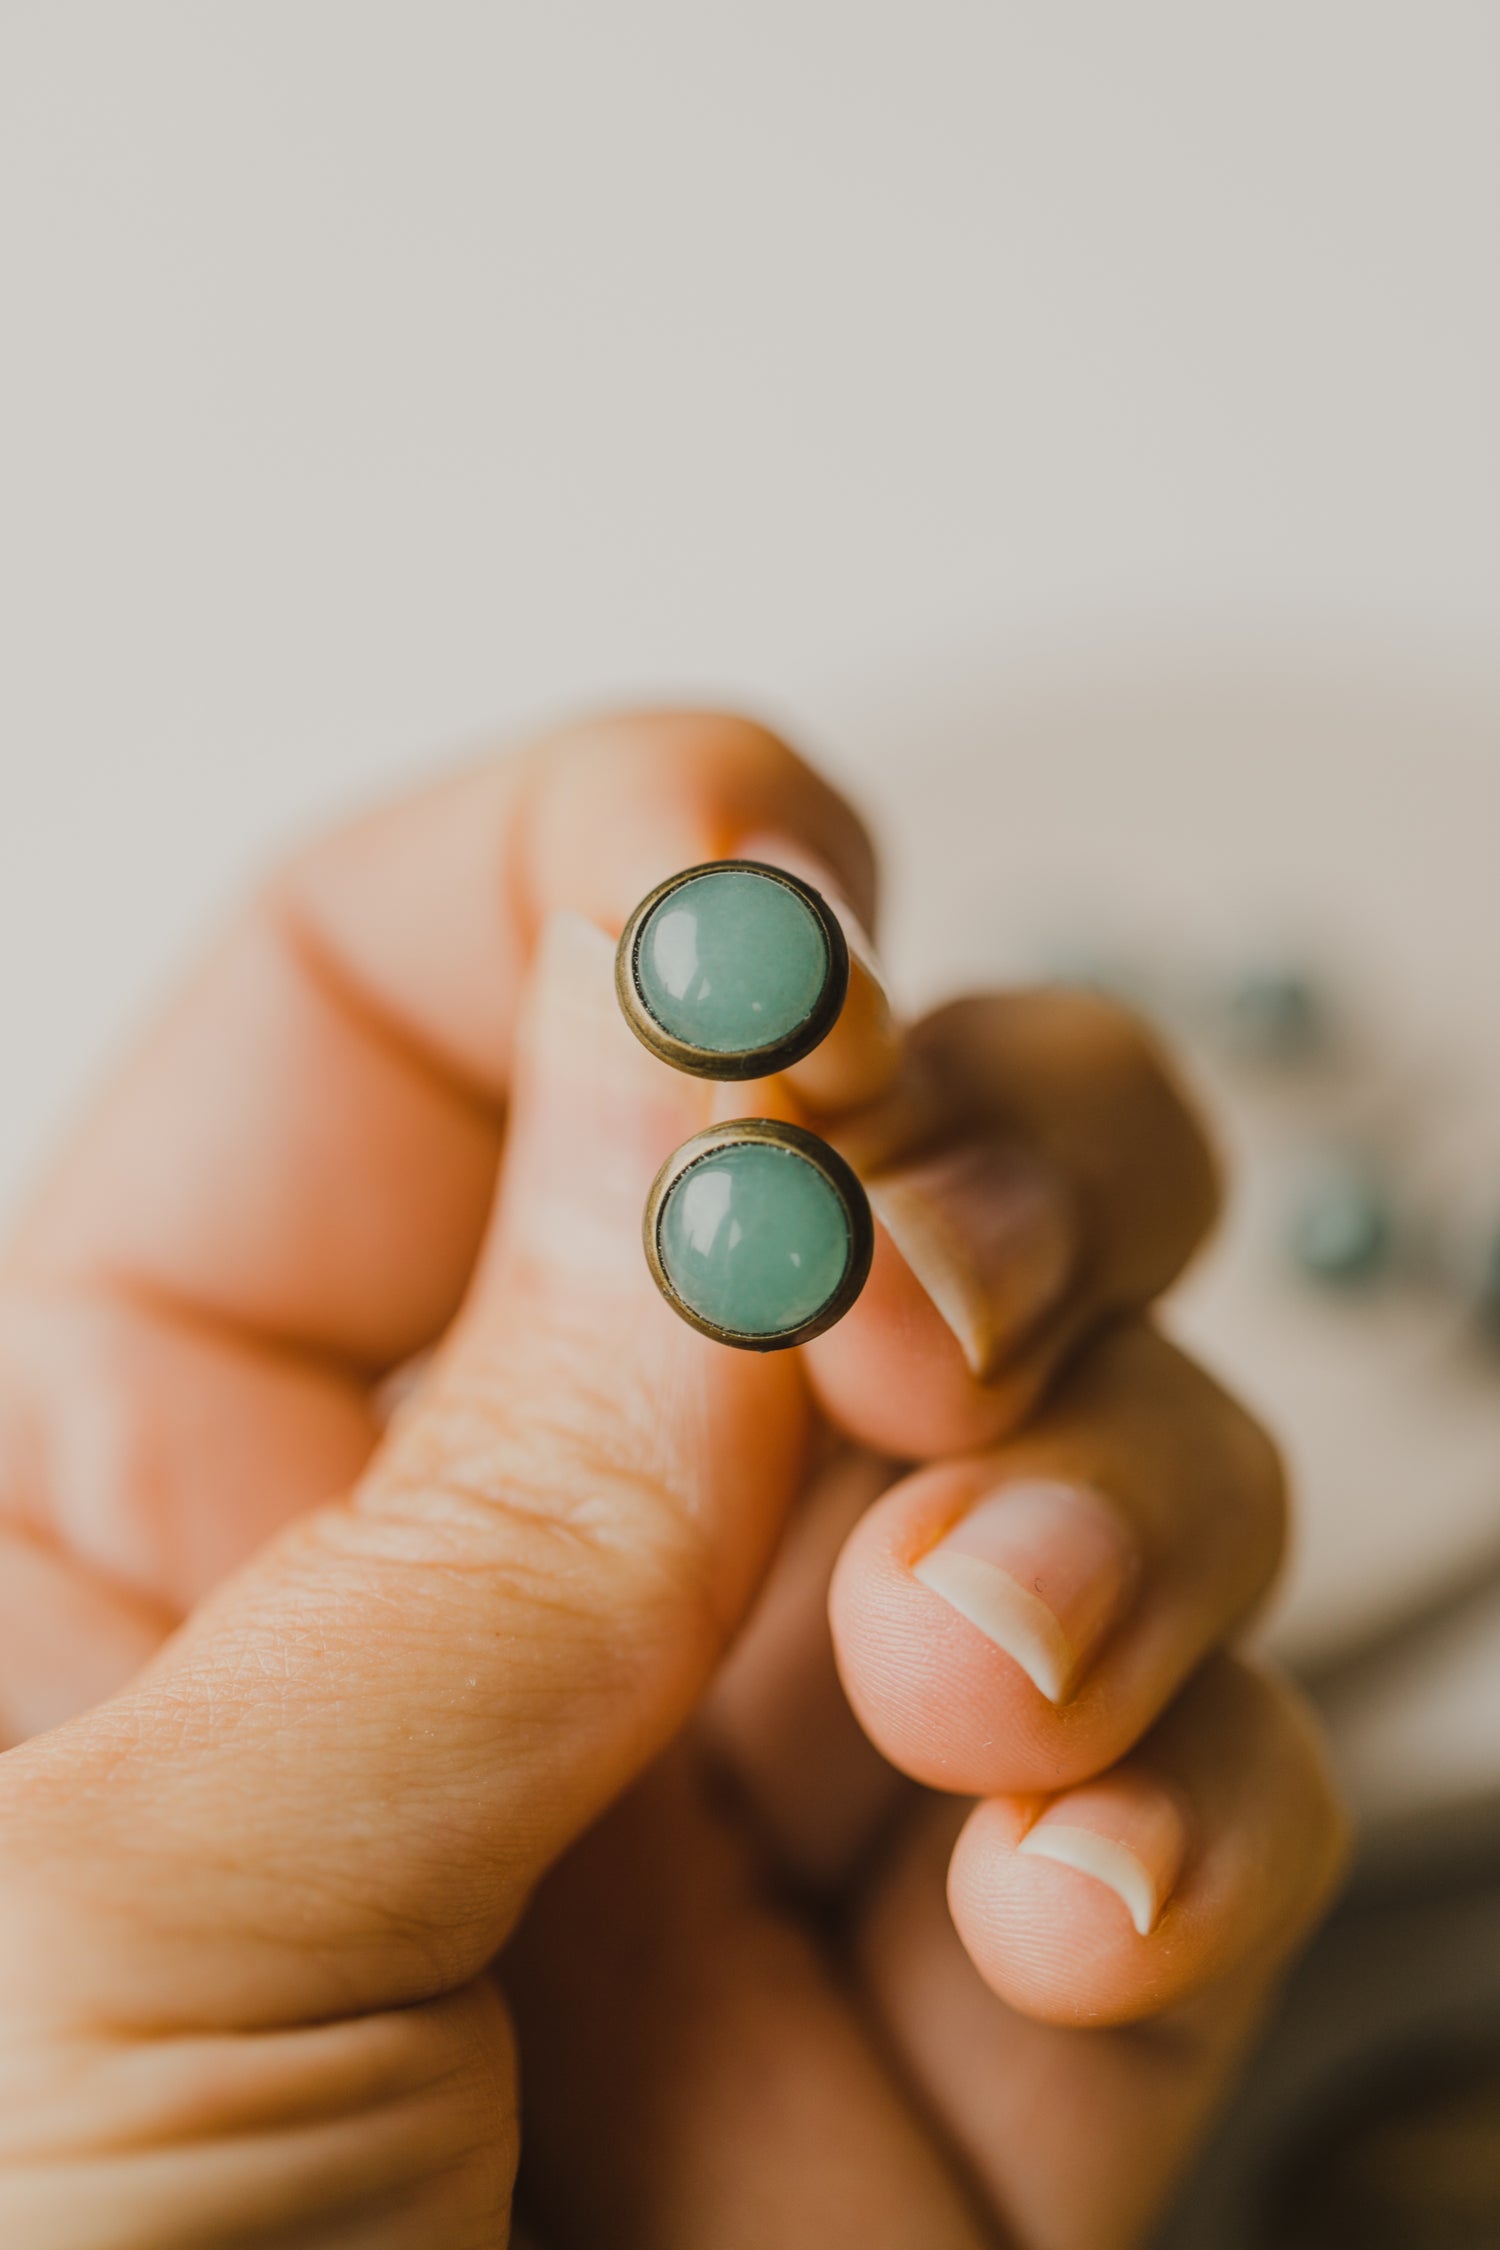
[613,869,1219,1400]
[616,861,878,1353]
[807,987,1222,1458]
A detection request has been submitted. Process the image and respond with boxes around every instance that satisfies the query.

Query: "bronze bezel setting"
[643,1118,874,1352]
[614,860,850,1081]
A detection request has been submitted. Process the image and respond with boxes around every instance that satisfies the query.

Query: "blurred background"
[3,6,1499,2241]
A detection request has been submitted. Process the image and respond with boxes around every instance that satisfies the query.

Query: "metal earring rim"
[643,1117,875,1352]
[615,860,850,1081]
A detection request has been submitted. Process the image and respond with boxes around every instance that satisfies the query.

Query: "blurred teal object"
[1473,1230,1500,1339]
[1224,966,1326,1062]
[1289,1166,1392,1285]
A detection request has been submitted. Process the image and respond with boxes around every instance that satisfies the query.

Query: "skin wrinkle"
[8,924,502,1383]
[5,1272,378,1397]
[0,1287,381,1658]
[272,889,510,1141]
[409,1316,648,1462]
[0,1510,177,1637]
[0,2040,518,2246]
[40,1530,703,2006]
[0,2000,500,2160]
[4,1819,475,2038]
[10,1261,376,1402]
[363,1345,759,1654]
[349,1461,735,1657]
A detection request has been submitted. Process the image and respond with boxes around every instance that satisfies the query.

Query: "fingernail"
[910,1479,1137,1703]
[868,1138,1077,1378]
[734,829,886,986]
[1016,1774,1190,1935]
[735,830,901,1108]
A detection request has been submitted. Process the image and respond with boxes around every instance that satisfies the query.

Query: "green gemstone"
[657,1140,852,1337]
[635,868,830,1057]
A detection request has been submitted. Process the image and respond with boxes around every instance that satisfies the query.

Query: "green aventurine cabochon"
[623,863,846,1076]
[649,1126,873,1347]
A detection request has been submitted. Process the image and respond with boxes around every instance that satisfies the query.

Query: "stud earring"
[643,1118,874,1351]
[616,861,874,1351]
[615,859,850,1080]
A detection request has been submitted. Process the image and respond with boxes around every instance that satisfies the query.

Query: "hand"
[0,713,1346,2247]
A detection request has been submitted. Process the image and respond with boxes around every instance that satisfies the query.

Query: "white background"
[3,6,1499,1771]
[3,1,1496,1199]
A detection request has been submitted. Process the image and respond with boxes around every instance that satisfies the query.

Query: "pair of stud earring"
[615,860,875,1351]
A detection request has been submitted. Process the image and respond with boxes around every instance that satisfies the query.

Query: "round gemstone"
[656,1139,853,1338]
[634,868,831,1058]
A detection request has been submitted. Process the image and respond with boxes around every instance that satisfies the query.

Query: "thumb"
[0,913,811,2034]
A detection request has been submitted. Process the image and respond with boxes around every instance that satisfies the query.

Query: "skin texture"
[0,713,1348,2247]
